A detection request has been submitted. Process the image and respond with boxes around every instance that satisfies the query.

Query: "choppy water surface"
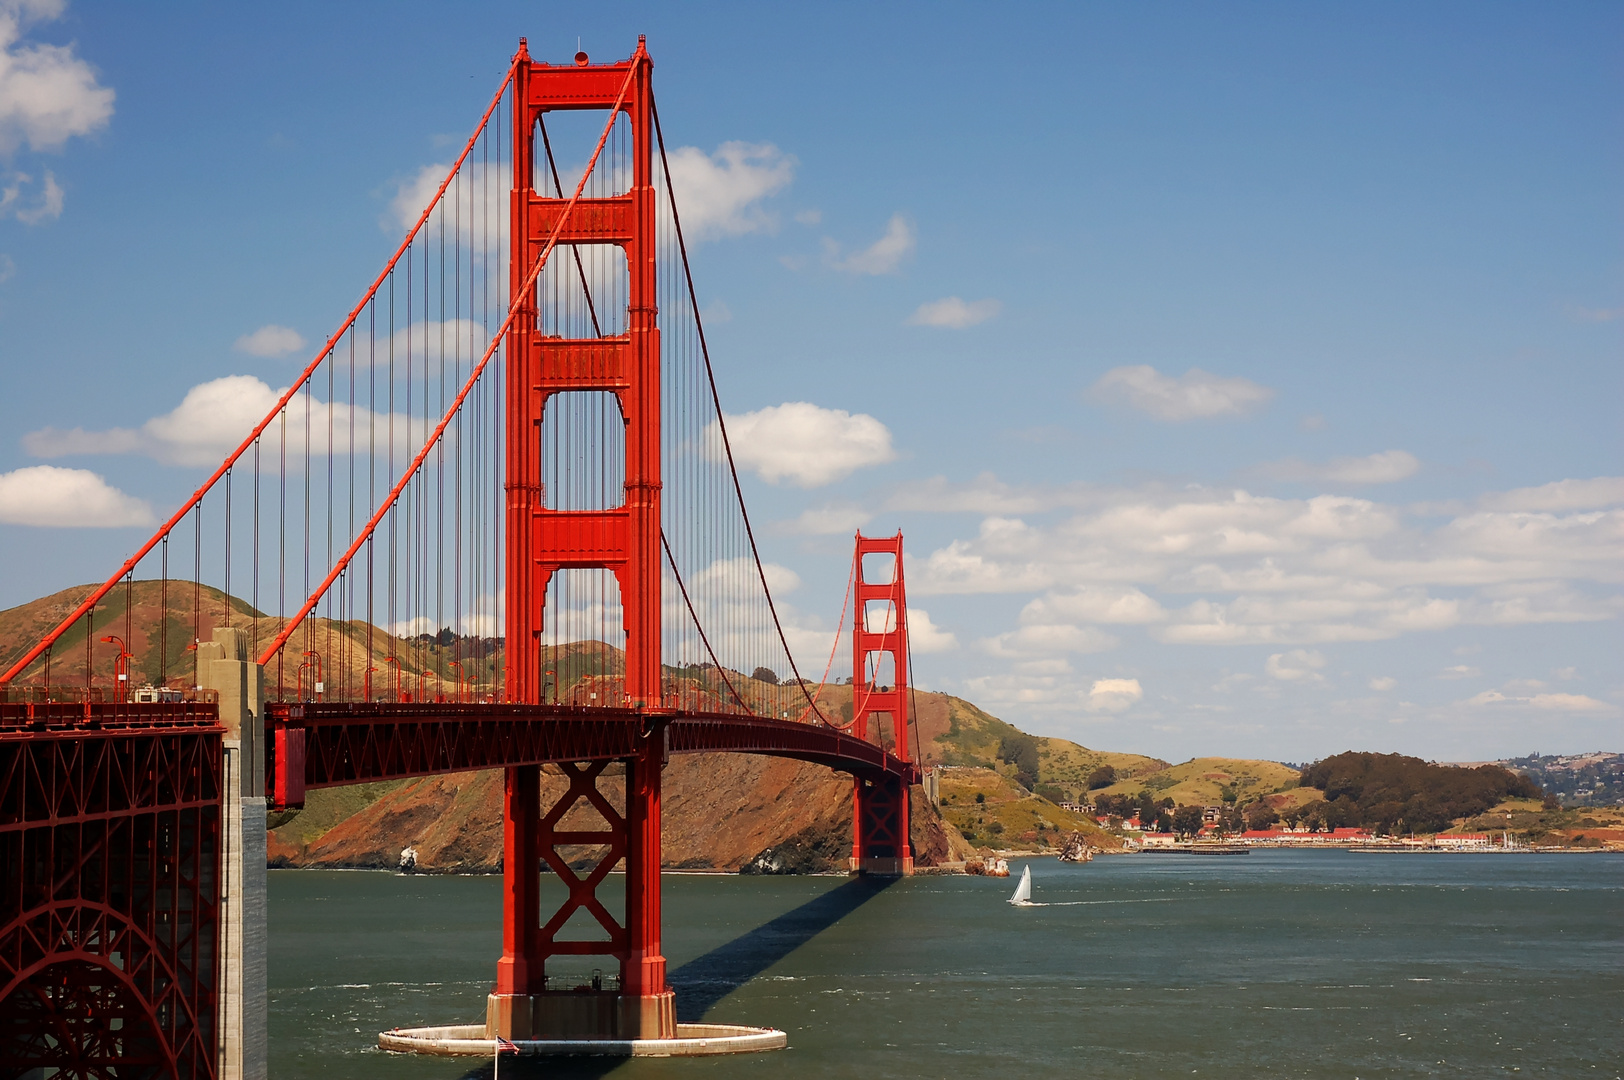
[270,852,1622,1079]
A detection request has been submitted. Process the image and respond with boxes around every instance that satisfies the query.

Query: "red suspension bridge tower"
[850,533,914,875]
[494,38,673,1041]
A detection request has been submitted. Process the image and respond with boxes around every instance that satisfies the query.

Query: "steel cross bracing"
[1,705,224,1079]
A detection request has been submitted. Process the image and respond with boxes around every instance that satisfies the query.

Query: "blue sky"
[0,1,1618,762]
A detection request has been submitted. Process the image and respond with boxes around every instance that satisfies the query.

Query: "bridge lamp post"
[449,660,467,704]
[99,635,133,703]
[299,650,323,702]
[384,655,402,702]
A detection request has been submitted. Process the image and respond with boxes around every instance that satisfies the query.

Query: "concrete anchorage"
[199,628,268,1080]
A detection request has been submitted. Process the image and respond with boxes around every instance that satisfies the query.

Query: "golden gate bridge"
[0,38,921,1076]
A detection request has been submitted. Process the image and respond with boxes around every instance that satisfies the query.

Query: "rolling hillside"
[1094,756,1311,808]
[2,581,1291,869]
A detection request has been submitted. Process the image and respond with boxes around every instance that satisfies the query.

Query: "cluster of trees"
[1299,751,1543,834]
[1094,791,1176,833]
[997,731,1041,790]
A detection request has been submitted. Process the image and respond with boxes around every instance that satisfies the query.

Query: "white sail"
[1008,864,1033,905]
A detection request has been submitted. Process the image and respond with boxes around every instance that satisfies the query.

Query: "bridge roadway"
[265,701,918,808]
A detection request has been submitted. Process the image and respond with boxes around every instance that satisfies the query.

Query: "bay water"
[270,851,1622,1078]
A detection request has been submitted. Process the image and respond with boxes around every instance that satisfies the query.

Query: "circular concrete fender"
[379,1022,787,1057]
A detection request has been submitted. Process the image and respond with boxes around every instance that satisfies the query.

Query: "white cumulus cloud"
[24,374,421,467]
[1090,364,1274,421]
[828,213,914,275]
[907,608,958,654]
[0,464,152,526]
[907,296,1000,329]
[0,0,114,156]
[385,159,510,239]
[1088,677,1143,713]
[234,324,306,358]
[1022,585,1167,625]
[663,141,794,241]
[718,402,896,487]
[909,477,1623,649]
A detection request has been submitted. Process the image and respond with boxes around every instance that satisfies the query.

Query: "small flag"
[495,1036,519,1053]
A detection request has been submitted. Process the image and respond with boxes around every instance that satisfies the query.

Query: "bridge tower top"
[504,38,659,708]
[851,532,911,764]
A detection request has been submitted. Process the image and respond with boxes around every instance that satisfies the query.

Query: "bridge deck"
[265,702,916,808]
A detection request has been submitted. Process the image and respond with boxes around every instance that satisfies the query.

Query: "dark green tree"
[1244,801,1280,831]
[1171,805,1205,839]
[997,732,1041,790]
[1300,751,1542,833]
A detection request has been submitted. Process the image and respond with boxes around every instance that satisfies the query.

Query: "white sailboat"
[1008,863,1035,906]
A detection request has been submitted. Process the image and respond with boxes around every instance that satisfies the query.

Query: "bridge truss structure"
[0,37,920,1070]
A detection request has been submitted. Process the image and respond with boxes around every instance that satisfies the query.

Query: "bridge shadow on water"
[451,875,896,1079]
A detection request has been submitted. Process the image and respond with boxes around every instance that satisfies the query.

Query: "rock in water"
[399,846,419,873]
[1057,832,1094,863]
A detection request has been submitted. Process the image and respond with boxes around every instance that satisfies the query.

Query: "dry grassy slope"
[0,579,497,699]
[1096,756,1310,807]
[905,689,1163,798]
[936,767,1123,852]
[0,581,257,686]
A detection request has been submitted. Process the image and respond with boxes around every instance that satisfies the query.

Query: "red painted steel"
[497,37,673,1039]
[0,707,224,1079]
[850,533,914,872]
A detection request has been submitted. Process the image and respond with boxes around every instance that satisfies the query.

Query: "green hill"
[1095,756,1307,808]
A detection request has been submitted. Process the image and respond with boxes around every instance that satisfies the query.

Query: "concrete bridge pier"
[199,628,267,1080]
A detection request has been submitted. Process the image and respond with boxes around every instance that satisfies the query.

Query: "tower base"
[850,855,915,876]
[486,990,676,1042]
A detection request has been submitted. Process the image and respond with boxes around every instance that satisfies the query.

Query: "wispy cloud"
[827,213,914,275]
[772,501,873,536]
[1260,449,1420,485]
[907,296,1000,329]
[234,324,306,358]
[0,169,61,222]
[1089,365,1274,421]
[1464,688,1615,713]
[1266,649,1327,682]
